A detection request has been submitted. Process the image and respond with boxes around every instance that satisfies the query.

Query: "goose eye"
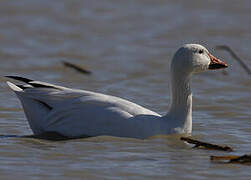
[199,49,204,54]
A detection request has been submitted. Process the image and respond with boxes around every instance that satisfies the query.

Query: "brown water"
[0,0,251,179]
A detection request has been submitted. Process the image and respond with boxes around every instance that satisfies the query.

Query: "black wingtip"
[5,76,33,83]
[5,76,59,89]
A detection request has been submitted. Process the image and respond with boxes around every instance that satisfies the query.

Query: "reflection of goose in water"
[6,44,227,139]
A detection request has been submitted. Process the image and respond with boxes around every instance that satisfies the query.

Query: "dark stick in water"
[180,137,233,152]
[62,61,92,75]
[216,45,251,75]
[211,154,251,165]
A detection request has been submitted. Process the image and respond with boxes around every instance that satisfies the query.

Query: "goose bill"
[208,53,228,70]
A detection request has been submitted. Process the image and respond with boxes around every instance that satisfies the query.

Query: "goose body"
[6,44,228,139]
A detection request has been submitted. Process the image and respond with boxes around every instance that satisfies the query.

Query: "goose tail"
[6,79,51,135]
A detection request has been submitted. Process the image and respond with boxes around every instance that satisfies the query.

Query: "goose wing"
[6,76,159,116]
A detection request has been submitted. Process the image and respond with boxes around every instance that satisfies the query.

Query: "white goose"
[6,44,227,139]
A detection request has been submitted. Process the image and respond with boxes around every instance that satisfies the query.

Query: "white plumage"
[6,44,227,139]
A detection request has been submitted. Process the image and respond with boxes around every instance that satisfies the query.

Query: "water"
[0,0,251,179]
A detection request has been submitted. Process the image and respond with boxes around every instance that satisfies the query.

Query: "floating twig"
[62,61,92,75]
[180,137,233,152]
[211,154,251,164]
[216,45,251,75]
[210,155,239,161]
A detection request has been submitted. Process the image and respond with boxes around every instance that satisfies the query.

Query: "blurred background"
[0,0,251,179]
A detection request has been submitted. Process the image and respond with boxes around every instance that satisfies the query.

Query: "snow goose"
[6,44,227,139]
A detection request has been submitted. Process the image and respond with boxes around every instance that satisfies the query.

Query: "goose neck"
[170,73,192,109]
[165,72,192,133]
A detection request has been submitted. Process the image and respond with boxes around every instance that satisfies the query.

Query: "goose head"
[171,44,228,75]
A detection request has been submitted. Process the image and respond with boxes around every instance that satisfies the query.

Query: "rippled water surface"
[0,0,251,179]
